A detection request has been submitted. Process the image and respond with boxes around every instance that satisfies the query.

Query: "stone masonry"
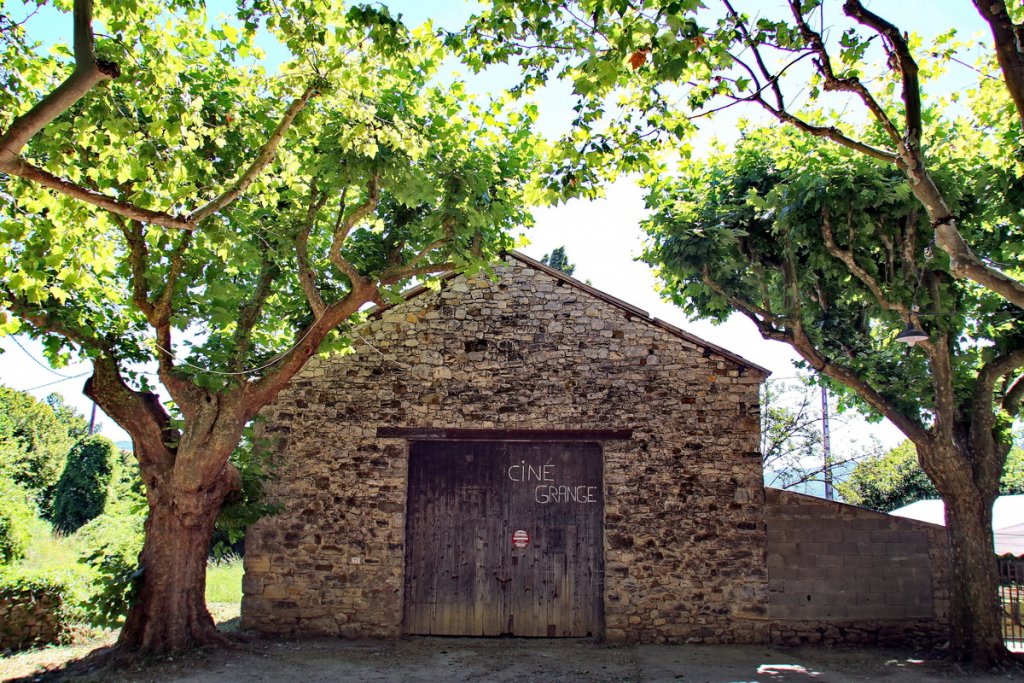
[0,584,67,651]
[242,252,952,647]
[765,488,950,647]
[242,252,770,643]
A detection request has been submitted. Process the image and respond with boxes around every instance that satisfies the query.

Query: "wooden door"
[403,440,603,637]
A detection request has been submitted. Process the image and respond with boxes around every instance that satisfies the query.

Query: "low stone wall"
[0,585,66,651]
[765,488,950,648]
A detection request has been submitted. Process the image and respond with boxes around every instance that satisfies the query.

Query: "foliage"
[837,440,937,513]
[51,436,118,535]
[839,440,1024,512]
[75,512,144,628]
[540,246,576,276]
[212,429,278,558]
[0,386,88,511]
[641,124,1021,427]
[0,476,37,565]
[455,0,1024,313]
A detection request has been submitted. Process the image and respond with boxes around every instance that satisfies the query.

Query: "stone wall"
[765,488,950,647]
[242,254,768,643]
[0,585,66,651]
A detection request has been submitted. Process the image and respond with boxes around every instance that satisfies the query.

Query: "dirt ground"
[8,636,1024,683]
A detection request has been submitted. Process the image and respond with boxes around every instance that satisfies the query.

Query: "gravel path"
[19,637,1024,683]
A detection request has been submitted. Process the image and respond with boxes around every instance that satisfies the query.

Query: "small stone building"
[242,252,949,646]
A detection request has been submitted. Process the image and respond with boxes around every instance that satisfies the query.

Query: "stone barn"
[241,252,951,647]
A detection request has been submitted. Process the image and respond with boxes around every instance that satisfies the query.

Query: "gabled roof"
[372,250,771,377]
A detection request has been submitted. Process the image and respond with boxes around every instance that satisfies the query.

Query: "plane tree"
[641,125,1023,664]
[0,0,537,653]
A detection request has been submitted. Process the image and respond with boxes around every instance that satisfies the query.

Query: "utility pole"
[821,386,833,500]
[88,402,97,436]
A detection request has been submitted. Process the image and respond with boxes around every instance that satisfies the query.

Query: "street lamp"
[894,320,929,346]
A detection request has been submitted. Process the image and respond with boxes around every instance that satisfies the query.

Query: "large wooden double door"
[403,440,604,637]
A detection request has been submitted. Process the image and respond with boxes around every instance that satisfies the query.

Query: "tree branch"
[244,285,375,414]
[1005,374,1024,418]
[379,260,455,286]
[842,0,921,147]
[3,293,105,350]
[85,354,176,473]
[295,185,329,316]
[118,218,156,322]
[0,160,195,230]
[188,84,318,223]
[820,206,906,314]
[781,242,930,444]
[0,0,119,167]
[971,0,1024,129]
[723,1,785,109]
[230,256,280,372]
[759,101,899,163]
[972,349,1024,462]
[0,1,316,234]
[149,233,201,415]
[786,0,901,144]
[328,172,380,285]
[932,217,1024,310]
[701,268,787,340]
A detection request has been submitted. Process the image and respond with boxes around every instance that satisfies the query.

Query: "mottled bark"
[941,473,1005,665]
[118,459,237,652]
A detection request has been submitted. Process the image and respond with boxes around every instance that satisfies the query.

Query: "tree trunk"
[117,455,236,653]
[943,486,1008,666]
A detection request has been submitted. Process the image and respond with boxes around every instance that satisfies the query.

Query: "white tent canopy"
[889,495,1024,556]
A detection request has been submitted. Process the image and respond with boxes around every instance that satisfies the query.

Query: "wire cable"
[8,336,84,379]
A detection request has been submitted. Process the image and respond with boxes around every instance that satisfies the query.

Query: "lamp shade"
[895,321,928,346]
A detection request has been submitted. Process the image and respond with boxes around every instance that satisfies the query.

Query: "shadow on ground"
[8,637,1024,683]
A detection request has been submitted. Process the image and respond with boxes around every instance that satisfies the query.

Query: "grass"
[18,517,87,572]
[205,554,244,604]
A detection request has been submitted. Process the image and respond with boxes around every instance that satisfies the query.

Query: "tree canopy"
[0,385,88,509]
[0,0,539,653]
[839,440,1024,513]
[454,0,1024,310]
[540,245,577,275]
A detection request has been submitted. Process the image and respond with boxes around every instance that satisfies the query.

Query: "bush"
[75,511,144,628]
[0,477,37,565]
[0,567,73,649]
[51,436,118,535]
[211,431,278,559]
[838,439,1024,511]
[0,386,87,514]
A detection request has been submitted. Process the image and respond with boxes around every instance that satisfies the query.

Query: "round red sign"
[512,529,530,548]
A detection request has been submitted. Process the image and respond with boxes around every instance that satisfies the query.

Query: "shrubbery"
[51,436,118,534]
[0,386,88,514]
[76,511,145,628]
[0,477,37,565]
